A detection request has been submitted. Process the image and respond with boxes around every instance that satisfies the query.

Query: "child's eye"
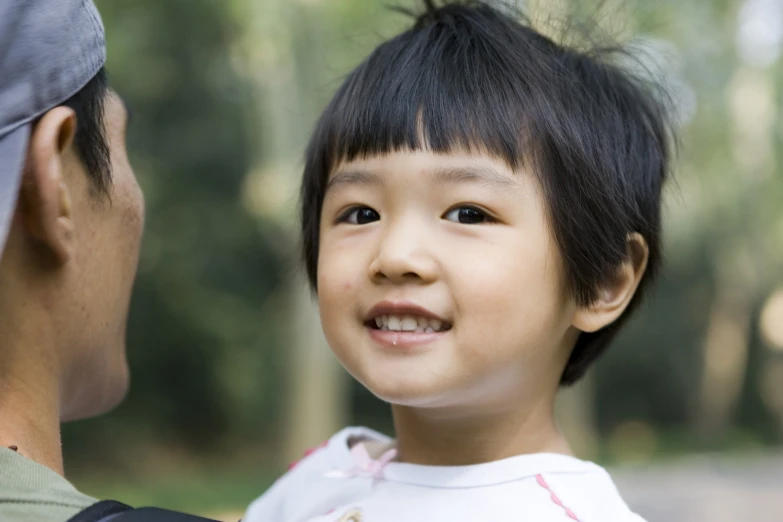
[443,206,492,224]
[338,206,381,225]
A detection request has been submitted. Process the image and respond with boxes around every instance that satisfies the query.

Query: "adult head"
[0,0,143,470]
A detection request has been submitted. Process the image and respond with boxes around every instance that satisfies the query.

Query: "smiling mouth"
[365,314,453,334]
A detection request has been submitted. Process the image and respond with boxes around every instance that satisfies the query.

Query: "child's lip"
[365,300,449,324]
[367,327,446,349]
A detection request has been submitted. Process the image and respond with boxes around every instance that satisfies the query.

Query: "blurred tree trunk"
[693,63,774,439]
[285,278,349,460]
[239,0,349,464]
[694,261,754,438]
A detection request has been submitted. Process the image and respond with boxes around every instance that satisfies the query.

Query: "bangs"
[311,8,560,172]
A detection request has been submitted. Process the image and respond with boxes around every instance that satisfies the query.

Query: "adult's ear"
[572,233,649,333]
[18,106,78,264]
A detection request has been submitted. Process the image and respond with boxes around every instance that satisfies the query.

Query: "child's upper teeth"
[377,315,446,332]
[401,317,418,331]
[388,316,401,331]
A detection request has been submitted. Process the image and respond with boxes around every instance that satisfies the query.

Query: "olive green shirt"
[0,447,96,522]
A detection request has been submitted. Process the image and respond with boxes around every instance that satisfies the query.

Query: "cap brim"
[0,124,29,254]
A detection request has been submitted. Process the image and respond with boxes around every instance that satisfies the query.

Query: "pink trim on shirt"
[325,443,398,479]
[350,442,397,476]
[535,474,582,521]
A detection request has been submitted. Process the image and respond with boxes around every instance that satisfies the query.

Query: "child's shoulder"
[530,460,645,521]
[368,452,644,522]
[243,426,390,522]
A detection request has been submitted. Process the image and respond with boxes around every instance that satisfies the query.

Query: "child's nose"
[367,218,438,285]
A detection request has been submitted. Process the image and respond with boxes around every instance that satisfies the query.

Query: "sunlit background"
[61,1,783,520]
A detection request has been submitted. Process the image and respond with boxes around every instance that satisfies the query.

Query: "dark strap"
[67,501,221,522]
[101,507,221,521]
[67,500,132,522]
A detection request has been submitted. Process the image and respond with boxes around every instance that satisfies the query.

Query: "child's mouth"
[365,314,452,333]
[364,315,452,348]
[363,301,452,347]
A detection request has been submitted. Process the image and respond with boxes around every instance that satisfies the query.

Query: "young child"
[246,1,673,521]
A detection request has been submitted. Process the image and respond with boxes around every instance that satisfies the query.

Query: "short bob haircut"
[300,0,675,385]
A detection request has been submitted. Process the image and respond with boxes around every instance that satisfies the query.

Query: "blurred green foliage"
[63,0,287,471]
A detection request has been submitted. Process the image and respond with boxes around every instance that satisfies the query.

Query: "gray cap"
[0,0,106,253]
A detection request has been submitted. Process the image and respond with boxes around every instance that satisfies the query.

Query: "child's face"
[317,150,580,409]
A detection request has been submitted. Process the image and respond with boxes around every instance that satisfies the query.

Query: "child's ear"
[572,233,649,333]
[18,106,78,265]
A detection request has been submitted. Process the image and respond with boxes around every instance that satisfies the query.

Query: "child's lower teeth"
[382,326,439,333]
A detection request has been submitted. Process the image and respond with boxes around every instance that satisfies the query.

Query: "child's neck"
[391,398,571,467]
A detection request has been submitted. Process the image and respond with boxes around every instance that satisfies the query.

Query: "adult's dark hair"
[300,0,675,385]
[60,67,112,194]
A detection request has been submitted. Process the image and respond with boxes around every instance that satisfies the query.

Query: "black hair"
[300,0,675,385]
[61,67,112,194]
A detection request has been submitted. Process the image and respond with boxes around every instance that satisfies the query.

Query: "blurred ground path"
[614,452,783,522]
[205,511,243,522]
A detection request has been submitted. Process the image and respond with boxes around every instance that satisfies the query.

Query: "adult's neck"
[0,292,65,475]
[392,394,571,467]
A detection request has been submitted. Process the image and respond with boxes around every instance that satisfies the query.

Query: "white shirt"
[244,427,647,522]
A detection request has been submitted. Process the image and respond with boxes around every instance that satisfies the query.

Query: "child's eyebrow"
[326,165,517,193]
[326,170,384,191]
[430,166,516,188]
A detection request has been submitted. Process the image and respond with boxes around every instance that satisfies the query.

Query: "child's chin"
[364,376,454,408]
